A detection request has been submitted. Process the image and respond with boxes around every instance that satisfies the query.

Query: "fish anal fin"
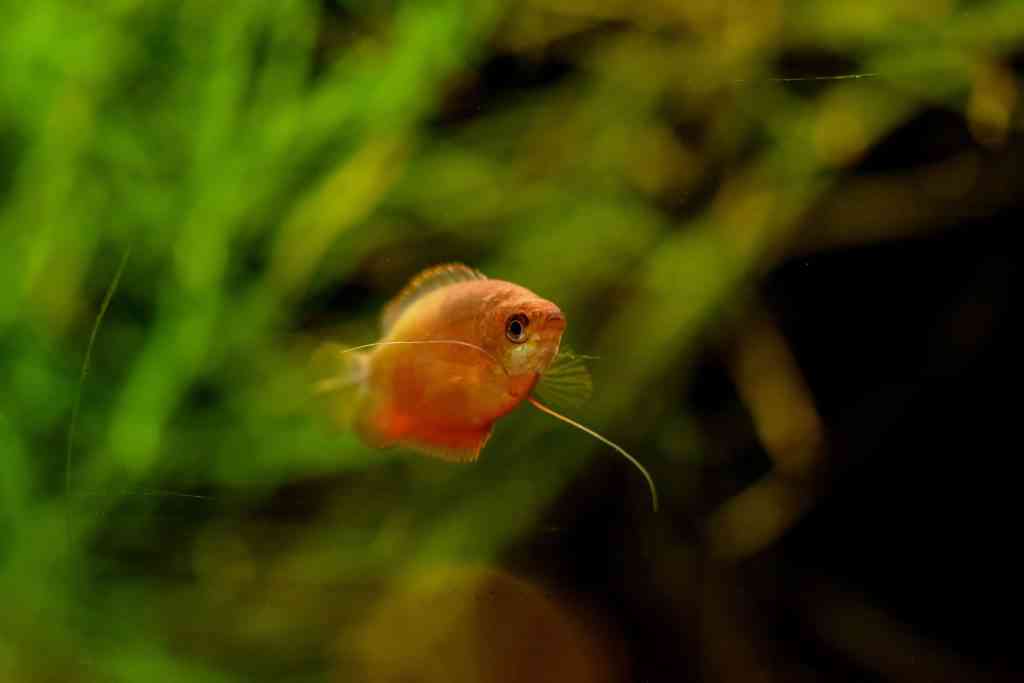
[400,426,494,463]
[381,263,486,333]
[353,399,492,462]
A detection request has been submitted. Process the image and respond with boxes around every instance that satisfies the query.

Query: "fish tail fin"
[310,342,370,427]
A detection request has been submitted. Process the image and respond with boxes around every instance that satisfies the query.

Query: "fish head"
[485,290,566,376]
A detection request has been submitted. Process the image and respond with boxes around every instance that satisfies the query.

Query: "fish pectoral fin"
[533,346,593,410]
[400,426,494,463]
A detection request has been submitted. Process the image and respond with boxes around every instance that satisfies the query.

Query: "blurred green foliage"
[0,1,1020,680]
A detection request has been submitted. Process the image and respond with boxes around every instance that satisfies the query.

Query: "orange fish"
[314,263,657,510]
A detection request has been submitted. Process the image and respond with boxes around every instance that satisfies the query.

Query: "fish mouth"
[544,311,566,332]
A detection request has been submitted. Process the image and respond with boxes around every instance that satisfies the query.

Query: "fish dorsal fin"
[381,263,487,333]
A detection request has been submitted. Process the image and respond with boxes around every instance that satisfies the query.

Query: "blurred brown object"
[708,309,825,561]
[801,577,1008,683]
[727,311,824,478]
[344,564,625,683]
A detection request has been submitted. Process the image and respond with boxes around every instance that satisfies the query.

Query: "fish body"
[344,265,566,461]
[313,263,660,511]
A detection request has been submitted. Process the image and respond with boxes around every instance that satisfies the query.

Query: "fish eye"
[505,313,529,343]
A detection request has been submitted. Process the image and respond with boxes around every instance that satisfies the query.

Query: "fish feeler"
[770,72,879,82]
[527,396,659,512]
[313,339,508,395]
[66,248,130,558]
[342,340,507,372]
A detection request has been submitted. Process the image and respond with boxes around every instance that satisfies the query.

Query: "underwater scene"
[1,2,1020,681]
